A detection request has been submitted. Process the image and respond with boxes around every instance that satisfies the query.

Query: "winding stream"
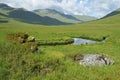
[73,38,105,45]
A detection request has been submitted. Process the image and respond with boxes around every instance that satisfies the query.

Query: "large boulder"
[74,54,114,66]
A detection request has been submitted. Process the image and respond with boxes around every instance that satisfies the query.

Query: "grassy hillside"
[0,12,8,23]
[0,8,120,80]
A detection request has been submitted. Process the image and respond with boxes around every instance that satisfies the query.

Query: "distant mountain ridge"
[0,3,67,25]
[34,9,97,24]
[34,9,82,24]
[0,3,97,25]
[34,9,79,20]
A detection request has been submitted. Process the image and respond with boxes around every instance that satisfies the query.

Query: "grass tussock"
[37,37,74,46]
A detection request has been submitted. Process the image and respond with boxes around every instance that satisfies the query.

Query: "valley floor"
[0,21,120,80]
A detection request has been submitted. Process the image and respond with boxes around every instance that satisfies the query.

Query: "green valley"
[0,3,120,80]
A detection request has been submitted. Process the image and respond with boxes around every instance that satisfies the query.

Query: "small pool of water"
[73,38,105,45]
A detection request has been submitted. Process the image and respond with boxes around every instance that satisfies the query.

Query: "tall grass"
[0,14,120,79]
[0,42,68,80]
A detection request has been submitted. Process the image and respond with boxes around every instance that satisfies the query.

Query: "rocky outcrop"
[74,54,114,66]
[7,33,38,53]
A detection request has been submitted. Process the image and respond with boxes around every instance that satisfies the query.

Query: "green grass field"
[0,13,120,80]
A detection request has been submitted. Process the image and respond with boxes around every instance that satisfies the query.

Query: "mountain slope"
[0,3,15,23]
[34,9,97,24]
[0,3,67,25]
[0,3,14,14]
[0,3,13,10]
[0,3,97,25]
[8,8,66,25]
[34,9,82,24]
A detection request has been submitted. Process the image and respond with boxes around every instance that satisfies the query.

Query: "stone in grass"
[76,54,114,66]
[27,36,35,42]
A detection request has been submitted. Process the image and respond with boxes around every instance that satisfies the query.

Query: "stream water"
[73,38,105,45]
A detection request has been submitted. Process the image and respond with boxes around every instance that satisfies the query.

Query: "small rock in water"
[77,54,114,66]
